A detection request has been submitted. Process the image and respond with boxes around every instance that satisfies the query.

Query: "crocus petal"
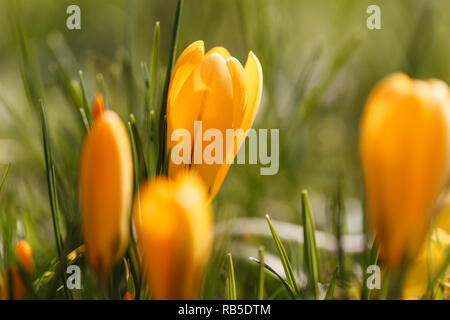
[241,51,263,132]
[167,54,233,180]
[191,53,234,192]
[168,40,205,108]
[226,57,247,129]
[206,46,231,59]
[208,52,262,199]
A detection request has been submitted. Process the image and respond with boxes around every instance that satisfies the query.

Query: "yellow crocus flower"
[1,240,35,300]
[79,94,133,275]
[133,173,213,299]
[166,40,263,199]
[402,228,449,299]
[360,73,450,269]
[435,193,450,233]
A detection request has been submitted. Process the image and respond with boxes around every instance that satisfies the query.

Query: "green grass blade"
[150,21,160,112]
[156,0,183,175]
[226,253,237,300]
[265,214,299,296]
[325,267,339,300]
[0,163,11,194]
[257,246,265,300]
[8,0,42,113]
[47,34,85,117]
[129,114,148,179]
[40,101,64,257]
[249,257,297,300]
[79,108,90,133]
[127,123,139,190]
[127,117,140,192]
[142,61,152,177]
[301,190,321,299]
[96,73,109,109]
[122,52,137,116]
[78,70,92,126]
[39,100,70,299]
[126,116,144,299]
[149,110,158,177]
[143,21,161,178]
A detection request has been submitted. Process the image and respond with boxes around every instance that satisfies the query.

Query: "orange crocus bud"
[79,94,133,275]
[133,174,213,299]
[166,41,263,199]
[359,73,450,269]
[14,240,35,275]
[122,291,133,300]
[0,240,35,300]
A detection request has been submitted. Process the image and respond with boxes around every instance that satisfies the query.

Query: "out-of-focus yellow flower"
[79,94,133,275]
[166,40,263,199]
[133,173,213,299]
[360,73,450,269]
[0,240,35,300]
[402,228,450,299]
[435,193,450,233]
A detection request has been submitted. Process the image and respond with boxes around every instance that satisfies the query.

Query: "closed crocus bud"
[166,40,263,199]
[79,94,133,275]
[133,173,213,299]
[360,73,450,269]
[1,240,35,300]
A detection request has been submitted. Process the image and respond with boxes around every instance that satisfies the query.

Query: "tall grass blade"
[79,108,90,133]
[143,22,161,177]
[325,267,339,300]
[47,33,86,128]
[142,61,152,177]
[265,214,299,297]
[156,0,183,175]
[249,257,297,300]
[257,246,265,300]
[226,253,237,300]
[301,190,321,299]
[0,163,11,194]
[127,122,140,192]
[78,70,92,126]
[149,110,158,177]
[96,73,109,109]
[8,0,42,113]
[39,100,70,299]
[130,114,148,179]
[150,21,160,112]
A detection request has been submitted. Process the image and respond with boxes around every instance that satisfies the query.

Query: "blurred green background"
[0,0,449,299]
